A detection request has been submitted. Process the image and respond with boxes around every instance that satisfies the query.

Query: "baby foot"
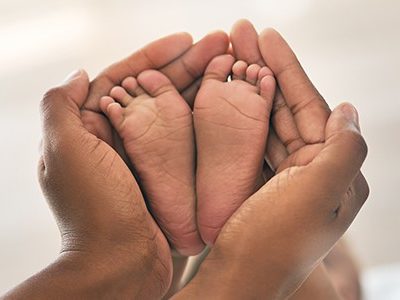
[194,54,276,245]
[100,70,203,256]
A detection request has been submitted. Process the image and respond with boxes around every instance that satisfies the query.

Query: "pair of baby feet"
[100,54,276,256]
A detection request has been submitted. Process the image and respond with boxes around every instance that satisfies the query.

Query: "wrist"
[174,246,306,300]
[67,239,173,299]
[3,240,172,300]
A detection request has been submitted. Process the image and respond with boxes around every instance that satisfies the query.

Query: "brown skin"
[81,30,229,258]
[291,265,341,299]
[291,239,362,300]
[2,24,367,299]
[323,240,362,300]
[4,70,170,300]
[173,22,368,299]
[2,32,229,299]
[174,101,368,299]
[230,20,341,299]
[232,20,365,299]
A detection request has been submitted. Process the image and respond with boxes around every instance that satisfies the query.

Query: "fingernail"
[64,69,82,83]
[340,103,359,128]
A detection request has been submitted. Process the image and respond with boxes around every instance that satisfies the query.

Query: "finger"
[276,142,324,173]
[41,70,89,138]
[40,70,92,171]
[259,28,331,144]
[161,31,229,92]
[272,89,305,153]
[86,32,229,111]
[264,128,288,170]
[306,103,368,196]
[230,19,265,65]
[85,32,193,110]
[80,109,114,146]
[203,54,235,82]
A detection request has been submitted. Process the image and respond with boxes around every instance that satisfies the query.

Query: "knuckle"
[40,87,64,113]
[350,131,368,159]
[340,130,368,160]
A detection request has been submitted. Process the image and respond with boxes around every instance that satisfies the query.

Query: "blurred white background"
[0,0,399,295]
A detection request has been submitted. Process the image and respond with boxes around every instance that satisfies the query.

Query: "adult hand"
[176,96,368,300]
[174,22,369,299]
[231,20,368,298]
[4,71,172,300]
[3,32,230,299]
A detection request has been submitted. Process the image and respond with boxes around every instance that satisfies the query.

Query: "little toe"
[106,102,124,128]
[259,74,276,104]
[232,60,248,81]
[203,54,235,82]
[122,76,146,97]
[109,86,134,107]
[246,64,261,85]
[257,66,274,85]
[137,69,178,98]
[100,96,115,114]
[100,97,124,129]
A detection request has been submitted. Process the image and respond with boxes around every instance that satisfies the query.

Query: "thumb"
[41,69,89,135]
[307,103,368,196]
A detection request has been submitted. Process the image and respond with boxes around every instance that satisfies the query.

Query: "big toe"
[137,70,177,97]
[203,54,235,82]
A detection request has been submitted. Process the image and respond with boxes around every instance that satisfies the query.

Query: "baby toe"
[137,70,177,98]
[110,86,133,107]
[203,54,235,82]
[122,76,146,97]
[232,60,248,80]
[259,74,276,103]
[100,96,115,114]
[246,64,261,85]
[257,66,274,84]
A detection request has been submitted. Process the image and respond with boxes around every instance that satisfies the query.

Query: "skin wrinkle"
[179,55,201,81]
[279,133,305,151]
[194,115,261,131]
[120,113,158,142]
[145,82,178,98]
[138,47,159,71]
[124,123,192,147]
[290,94,326,118]
[272,59,300,80]
[271,90,290,115]
[85,75,115,112]
[8,20,370,299]
[216,95,267,123]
